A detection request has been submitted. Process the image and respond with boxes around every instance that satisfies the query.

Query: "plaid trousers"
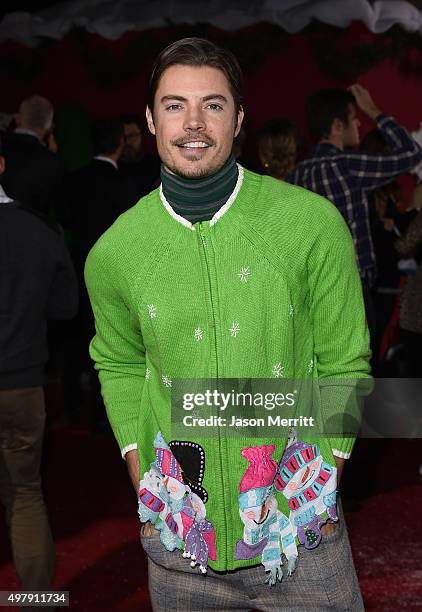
[140,506,364,611]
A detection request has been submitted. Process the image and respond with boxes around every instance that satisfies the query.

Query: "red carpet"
[1,419,421,610]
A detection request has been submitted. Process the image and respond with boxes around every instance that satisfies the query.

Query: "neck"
[16,126,45,142]
[100,152,120,162]
[161,155,239,224]
[319,136,344,151]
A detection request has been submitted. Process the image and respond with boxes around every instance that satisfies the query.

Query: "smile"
[299,467,315,487]
[178,142,210,148]
[253,509,269,525]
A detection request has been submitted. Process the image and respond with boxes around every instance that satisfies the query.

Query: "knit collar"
[160,155,240,226]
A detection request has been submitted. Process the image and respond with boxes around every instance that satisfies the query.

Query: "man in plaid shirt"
[287,84,422,337]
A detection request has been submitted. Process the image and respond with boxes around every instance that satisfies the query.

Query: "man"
[62,116,136,276]
[119,114,161,200]
[59,117,136,426]
[86,38,370,610]
[0,136,78,592]
[2,95,63,216]
[287,86,422,338]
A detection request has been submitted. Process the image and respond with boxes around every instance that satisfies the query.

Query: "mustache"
[171,135,215,146]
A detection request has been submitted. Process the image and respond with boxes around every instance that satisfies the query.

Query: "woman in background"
[258,118,302,180]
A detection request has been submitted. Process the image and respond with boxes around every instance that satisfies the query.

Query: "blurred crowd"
[1,86,422,595]
[1,91,422,431]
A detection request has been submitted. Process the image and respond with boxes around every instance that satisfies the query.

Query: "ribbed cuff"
[110,418,138,454]
[329,437,355,459]
[121,443,138,460]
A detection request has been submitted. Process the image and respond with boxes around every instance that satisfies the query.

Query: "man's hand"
[348,83,382,120]
[125,449,140,493]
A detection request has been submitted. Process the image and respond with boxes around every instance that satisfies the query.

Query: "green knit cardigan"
[85,167,371,572]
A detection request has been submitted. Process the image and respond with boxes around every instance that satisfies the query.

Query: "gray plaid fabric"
[140,509,364,611]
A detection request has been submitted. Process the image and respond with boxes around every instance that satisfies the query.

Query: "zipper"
[197,223,219,378]
[196,222,229,567]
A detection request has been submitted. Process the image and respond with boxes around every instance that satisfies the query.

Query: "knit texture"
[160,154,238,223]
[85,168,371,571]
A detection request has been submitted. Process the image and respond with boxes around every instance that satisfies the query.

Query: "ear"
[0,156,5,175]
[146,106,156,136]
[234,106,244,138]
[330,117,344,138]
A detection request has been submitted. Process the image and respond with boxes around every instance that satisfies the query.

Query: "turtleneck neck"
[160,155,238,224]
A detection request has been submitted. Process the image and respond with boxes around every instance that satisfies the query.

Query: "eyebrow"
[160,94,228,104]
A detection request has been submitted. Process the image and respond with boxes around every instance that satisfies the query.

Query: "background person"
[0,135,78,593]
[287,85,422,351]
[118,113,161,200]
[258,117,302,180]
[2,95,64,217]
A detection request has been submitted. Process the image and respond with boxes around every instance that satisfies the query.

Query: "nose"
[183,105,205,131]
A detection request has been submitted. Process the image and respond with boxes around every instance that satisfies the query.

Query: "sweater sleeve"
[85,242,146,453]
[345,115,422,192]
[307,203,372,457]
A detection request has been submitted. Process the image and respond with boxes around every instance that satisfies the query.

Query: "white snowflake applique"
[272,362,285,378]
[147,304,157,319]
[229,322,240,338]
[237,267,251,283]
[289,304,295,318]
[194,328,204,342]
[145,368,151,381]
[307,358,315,374]
[162,375,172,388]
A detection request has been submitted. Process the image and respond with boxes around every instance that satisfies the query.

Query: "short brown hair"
[148,37,243,115]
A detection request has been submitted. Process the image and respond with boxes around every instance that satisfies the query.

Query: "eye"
[206,103,223,111]
[165,104,183,112]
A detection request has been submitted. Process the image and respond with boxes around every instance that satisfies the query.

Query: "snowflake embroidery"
[289,304,295,318]
[162,375,172,388]
[238,267,251,283]
[307,359,314,374]
[147,304,157,319]
[194,327,204,342]
[272,363,285,378]
[145,368,151,381]
[229,322,240,338]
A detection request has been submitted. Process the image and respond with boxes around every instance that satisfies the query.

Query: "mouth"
[253,509,269,525]
[177,141,211,150]
[299,467,315,487]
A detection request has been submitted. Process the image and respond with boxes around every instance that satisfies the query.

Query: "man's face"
[122,122,143,161]
[146,64,244,179]
[342,104,360,148]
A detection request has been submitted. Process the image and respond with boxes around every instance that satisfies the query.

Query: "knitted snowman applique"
[138,432,216,574]
[275,432,338,550]
[234,445,298,585]
[169,439,216,573]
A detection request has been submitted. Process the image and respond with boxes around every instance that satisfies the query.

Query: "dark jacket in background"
[2,132,64,216]
[60,158,137,277]
[118,153,161,201]
[0,200,78,389]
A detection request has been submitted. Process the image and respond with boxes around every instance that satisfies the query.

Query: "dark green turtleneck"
[160,155,238,223]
